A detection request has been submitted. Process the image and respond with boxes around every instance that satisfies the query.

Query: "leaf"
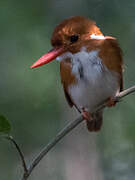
[0,115,11,134]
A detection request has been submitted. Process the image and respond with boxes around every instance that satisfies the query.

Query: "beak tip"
[30,65,34,69]
[30,47,64,69]
[30,63,38,69]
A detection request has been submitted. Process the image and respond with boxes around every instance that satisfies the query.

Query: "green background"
[0,0,135,179]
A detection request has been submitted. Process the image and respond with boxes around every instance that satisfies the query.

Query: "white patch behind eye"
[90,34,105,39]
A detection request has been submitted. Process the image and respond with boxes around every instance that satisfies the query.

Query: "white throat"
[56,48,103,80]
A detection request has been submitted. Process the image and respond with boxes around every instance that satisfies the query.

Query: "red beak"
[30,47,64,69]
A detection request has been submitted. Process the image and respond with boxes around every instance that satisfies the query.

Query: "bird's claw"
[81,108,91,121]
[106,97,117,107]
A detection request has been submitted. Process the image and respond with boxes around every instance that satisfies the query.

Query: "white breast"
[57,48,119,113]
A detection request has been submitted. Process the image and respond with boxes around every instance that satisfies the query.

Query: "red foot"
[82,108,91,121]
[106,97,116,107]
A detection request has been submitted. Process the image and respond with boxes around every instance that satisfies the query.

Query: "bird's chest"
[60,49,119,112]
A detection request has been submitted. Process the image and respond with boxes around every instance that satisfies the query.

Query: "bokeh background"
[0,0,135,179]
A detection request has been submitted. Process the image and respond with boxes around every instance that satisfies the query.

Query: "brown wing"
[98,37,124,92]
[63,84,81,113]
[80,36,124,92]
[63,85,73,107]
[120,73,123,92]
[60,59,77,108]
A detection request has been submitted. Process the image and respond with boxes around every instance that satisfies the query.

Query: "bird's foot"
[81,108,91,121]
[106,97,116,107]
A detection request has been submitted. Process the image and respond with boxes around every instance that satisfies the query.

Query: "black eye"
[70,35,79,43]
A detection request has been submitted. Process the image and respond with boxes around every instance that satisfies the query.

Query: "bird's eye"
[70,35,79,43]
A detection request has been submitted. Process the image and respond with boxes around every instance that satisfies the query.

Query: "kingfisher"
[31,16,123,132]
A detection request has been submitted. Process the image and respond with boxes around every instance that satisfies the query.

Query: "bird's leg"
[81,107,91,121]
[106,97,116,107]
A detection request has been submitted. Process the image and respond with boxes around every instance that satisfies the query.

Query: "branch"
[7,136,28,176]
[95,85,135,112]
[20,85,135,180]
[117,85,135,99]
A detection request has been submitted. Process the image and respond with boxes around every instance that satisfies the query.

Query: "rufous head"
[31,16,103,68]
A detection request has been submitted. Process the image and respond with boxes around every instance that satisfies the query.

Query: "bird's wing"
[60,60,82,111]
[97,37,124,92]
[120,73,123,92]
[60,60,75,108]
[63,84,81,113]
[63,85,73,107]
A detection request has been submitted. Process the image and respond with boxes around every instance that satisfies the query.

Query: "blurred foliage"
[0,0,135,179]
[0,115,11,134]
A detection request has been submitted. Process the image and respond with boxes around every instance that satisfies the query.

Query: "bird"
[31,16,123,132]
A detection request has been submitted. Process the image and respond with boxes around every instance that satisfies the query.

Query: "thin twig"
[20,85,135,180]
[22,116,83,179]
[7,136,28,176]
[117,85,135,99]
[95,85,135,112]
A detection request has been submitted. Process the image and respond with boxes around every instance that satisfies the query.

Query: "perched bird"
[31,16,123,132]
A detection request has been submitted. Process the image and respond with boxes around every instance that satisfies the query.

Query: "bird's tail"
[86,111,103,132]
